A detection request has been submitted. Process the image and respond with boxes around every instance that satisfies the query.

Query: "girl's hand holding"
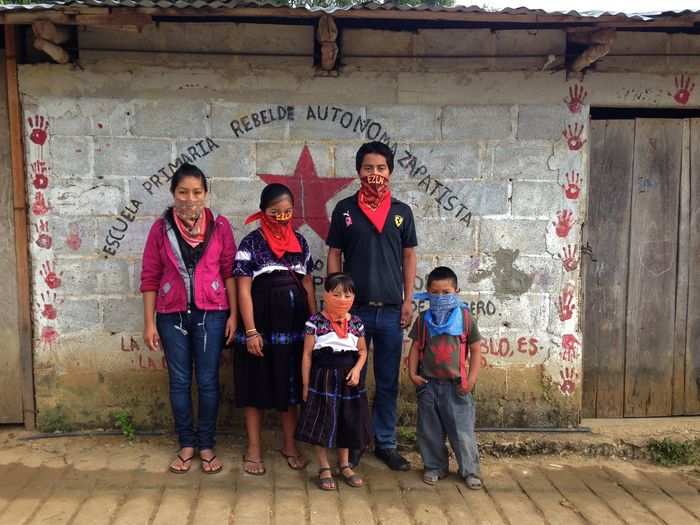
[224,316,237,345]
[410,373,428,387]
[246,333,264,357]
[143,324,160,352]
[346,367,361,387]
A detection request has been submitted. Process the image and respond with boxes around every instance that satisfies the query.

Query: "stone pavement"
[1,428,700,525]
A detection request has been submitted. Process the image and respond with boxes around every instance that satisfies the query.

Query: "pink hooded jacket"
[140,209,236,313]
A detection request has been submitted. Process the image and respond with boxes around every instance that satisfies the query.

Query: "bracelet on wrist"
[245,328,258,335]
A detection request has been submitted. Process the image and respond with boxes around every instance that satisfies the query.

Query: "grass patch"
[647,438,700,466]
[37,405,74,433]
[112,410,136,442]
[397,426,417,450]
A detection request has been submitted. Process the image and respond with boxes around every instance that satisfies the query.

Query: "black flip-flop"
[279,449,309,470]
[169,453,194,474]
[242,455,266,476]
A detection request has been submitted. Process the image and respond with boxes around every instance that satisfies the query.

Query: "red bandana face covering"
[245,210,301,259]
[322,292,355,339]
[358,175,391,233]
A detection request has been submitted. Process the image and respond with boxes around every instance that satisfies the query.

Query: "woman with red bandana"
[295,273,370,491]
[233,183,317,475]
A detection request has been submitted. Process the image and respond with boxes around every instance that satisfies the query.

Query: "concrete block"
[131,100,208,138]
[208,178,267,219]
[495,30,564,55]
[290,105,369,141]
[127,177,172,218]
[342,29,413,57]
[333,143,364,179]
[517,105,573,141]
[449,180,509,216]
[38,97,130,137]
[391,182,448,220]
[55,298,101,335]
[480,219,549,255]
[511,181,565,218]
[416,217,478,255]
[477,292,549,332]
[39,216,98,256]
[175,140,255,180]
[414,28,493,56]
[367,105,441,142]
[256,143,332,181]
[96,217,153,258]
[406,143,482,180]
[210,101,291,141]
[442,106,514,141]
[490,140,556,180]
[514,255,565,294]
[56,258,130,297]
[49,179,125,217]
[102,297,143,333]
[47,136,92,178]
[94,137,172,178]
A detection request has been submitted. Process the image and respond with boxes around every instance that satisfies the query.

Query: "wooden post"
[5,24,36,430]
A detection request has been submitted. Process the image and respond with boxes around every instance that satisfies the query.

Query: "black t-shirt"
[326,193,417,305]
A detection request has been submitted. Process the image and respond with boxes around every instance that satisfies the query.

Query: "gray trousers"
[416,379,480,478]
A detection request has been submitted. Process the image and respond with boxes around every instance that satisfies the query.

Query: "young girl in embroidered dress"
[295,273,371,490]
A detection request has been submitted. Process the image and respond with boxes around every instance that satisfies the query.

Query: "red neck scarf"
[245,211,301,260]
[322,292,354,339]
[358,176,391,233]
[173,208,208,248]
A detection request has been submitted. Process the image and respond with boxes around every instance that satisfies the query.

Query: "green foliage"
[397,426,417,449]
[113,410,136,442]
[647,438,700,466]
[37,405,73,433]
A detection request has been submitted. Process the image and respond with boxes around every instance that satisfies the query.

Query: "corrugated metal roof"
[0,0,698,22]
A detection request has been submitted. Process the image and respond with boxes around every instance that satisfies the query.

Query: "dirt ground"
[1,419,699,525]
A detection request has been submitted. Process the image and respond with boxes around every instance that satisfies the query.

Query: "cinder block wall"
[18,22,700,430]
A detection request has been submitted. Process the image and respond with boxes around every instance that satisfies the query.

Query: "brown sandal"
[243,455,266,476]
[318,467,336,491]
[279,449,309,470]
[339,464,363,488]
[169,453,194,474]
[200,454,223,474]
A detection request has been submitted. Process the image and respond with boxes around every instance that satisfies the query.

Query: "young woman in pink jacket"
[141,163,237,475]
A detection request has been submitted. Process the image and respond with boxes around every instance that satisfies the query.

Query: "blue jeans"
[416,379,480,478]
[353,305,403,450]
[156,309,227,450]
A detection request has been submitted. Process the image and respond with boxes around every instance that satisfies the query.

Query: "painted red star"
[257,145,356,239]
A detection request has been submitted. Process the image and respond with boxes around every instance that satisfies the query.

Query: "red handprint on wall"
[40,261,62,289]
[557,286,576,322]
[31,191,51,216]
[65,223,82,251]
[34,220,52,249]
[672,74,695,105]
[40,325,59,350]
[558,367,578,396]
[27,115,49,146]
[30,160,49,190]
[562,123,586,151]
[560,245,579,272]
[37,291,62,320]
[560,334,580,362]
[564,84,587,114]
[553,210,574,238]
[562,171,581,200]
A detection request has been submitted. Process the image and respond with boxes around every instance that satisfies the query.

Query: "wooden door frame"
[5,25,36,429]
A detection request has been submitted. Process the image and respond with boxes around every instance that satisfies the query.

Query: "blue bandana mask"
[414,292,465,336]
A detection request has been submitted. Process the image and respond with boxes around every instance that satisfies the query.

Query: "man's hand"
[410,373,428,387]
[400,300,413,328]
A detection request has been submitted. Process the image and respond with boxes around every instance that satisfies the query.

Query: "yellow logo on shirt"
[394,215,404,227]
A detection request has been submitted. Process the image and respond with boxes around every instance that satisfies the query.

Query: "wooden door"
[0,51,24,423]
[583,118,699,417]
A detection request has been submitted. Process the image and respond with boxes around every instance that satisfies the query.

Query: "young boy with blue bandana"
[407,266,483,489]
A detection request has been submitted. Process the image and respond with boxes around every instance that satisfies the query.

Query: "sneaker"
[374,448,410,471]
[465,474,482,490]
[423,470,448,485]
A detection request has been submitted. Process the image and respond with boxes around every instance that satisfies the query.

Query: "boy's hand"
[459,375,478,394]
[346,367,361,387]
[410,373,428,387]
[302,384,309,402]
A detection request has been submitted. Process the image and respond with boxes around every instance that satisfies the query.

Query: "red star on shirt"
[258,146,356,239]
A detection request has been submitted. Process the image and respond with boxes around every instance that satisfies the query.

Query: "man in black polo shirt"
[327,141,417,471]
